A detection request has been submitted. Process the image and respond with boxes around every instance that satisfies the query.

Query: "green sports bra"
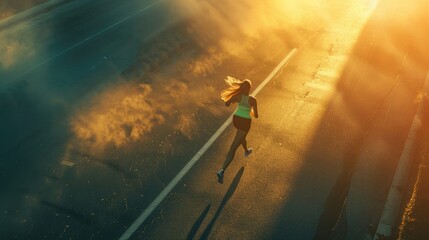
[234,95,252,119]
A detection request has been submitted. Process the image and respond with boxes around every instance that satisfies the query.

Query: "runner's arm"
[251,97,259,118]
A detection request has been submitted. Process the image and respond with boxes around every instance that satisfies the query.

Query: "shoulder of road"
[397,94,429,239]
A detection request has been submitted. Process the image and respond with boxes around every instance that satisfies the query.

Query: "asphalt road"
[1,0,428,239]
[0,0,179,153]
[127,0,429,239]
[1,0,184,239]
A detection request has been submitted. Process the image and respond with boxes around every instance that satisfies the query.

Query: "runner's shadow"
[186,204,211,240]
[199,167,245,240]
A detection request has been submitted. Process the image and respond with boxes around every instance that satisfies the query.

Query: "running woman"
[217,76,258,184]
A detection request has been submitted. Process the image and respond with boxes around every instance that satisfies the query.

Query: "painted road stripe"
[374,70,429,239]
[118,48,298,240]
[3,0,165,87]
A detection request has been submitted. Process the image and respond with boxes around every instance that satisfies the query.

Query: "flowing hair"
[220,76,252,102]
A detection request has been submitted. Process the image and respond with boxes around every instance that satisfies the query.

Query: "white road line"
[4,0,165,87]
[118,48,298,240]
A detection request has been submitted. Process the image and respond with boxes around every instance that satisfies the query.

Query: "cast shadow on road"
[186,204,211,240]
[269,0,429,239]
[186,167,245,240]
[312,0,429,238]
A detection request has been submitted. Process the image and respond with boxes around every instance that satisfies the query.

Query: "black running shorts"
[233,115,251,132]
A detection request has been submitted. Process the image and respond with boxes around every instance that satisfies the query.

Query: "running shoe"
[244,148,253,157]
[217,170,224,184]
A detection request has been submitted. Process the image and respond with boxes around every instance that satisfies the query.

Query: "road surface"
[1,0,428,239]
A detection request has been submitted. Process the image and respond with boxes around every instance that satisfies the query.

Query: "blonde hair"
[220,76,252,102]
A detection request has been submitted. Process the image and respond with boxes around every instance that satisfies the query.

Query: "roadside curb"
[374,70,429,239]
[0,0,70,30]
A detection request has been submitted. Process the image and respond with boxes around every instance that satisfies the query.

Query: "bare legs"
[221,129,249,171]
[241,139,248,152]
[217,129,251,183]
